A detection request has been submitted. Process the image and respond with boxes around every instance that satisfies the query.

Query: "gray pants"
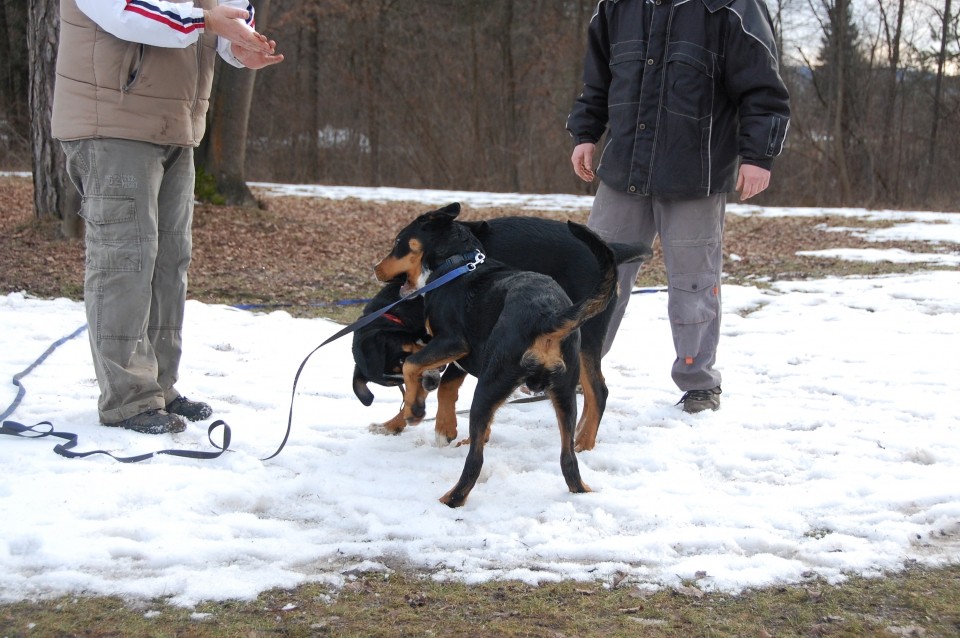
[587,182,724,392]
[62,138,194,423]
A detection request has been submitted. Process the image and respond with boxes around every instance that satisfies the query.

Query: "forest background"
[1,0,959,233]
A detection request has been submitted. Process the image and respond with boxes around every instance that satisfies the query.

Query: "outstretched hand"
[204,5,274,55]
[230,41,284,69]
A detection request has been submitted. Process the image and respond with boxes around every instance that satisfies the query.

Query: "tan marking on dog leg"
[380,409,408,434]
[575,366,601,452]
[435,371,466,443]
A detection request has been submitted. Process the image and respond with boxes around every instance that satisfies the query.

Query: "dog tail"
[522,223,619,386]
[609,239,653,266]
[537,222,619,345]
[566,221,620,326]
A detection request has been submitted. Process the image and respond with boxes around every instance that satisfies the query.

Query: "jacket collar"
[701,0,737,12]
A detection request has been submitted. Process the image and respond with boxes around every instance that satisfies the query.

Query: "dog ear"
[460,219,491,240]
[352,364,376,406]
[438,202,461,216]
[418,202,461,229]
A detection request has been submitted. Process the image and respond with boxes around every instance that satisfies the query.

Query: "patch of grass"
[2,566,959,637]
[194,167,226,205]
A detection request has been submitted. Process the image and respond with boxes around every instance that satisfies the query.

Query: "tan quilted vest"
[52,0,218,146]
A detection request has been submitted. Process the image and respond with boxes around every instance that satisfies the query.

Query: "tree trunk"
[925,0,952,197]
[878,0,905,203]
[28,0,81,237]
[500,0,520,192]
[200,0,272,207]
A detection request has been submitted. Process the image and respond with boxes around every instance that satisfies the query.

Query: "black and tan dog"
[373,203,623,507]
[353,209,651,450]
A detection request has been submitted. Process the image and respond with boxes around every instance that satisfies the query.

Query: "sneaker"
[678,386,721,413]
[104,409,186,435]
[165,396,213,422]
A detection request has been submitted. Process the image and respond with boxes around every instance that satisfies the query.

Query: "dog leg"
[552,384,592,494]
[402,345,469,427]
[574,353,608,452]
[375,386,409,434]
[379,409,409,434]
[434,366,467,445]
[439,381,510,507]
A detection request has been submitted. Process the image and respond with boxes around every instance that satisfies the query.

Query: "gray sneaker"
[678,386,721,413]
[104,409,186,435]
[165,396,213,422]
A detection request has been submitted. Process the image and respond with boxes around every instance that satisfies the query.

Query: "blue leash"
[1,251,484,462]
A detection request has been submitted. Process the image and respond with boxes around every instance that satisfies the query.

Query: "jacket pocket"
[664,43,714,119]
[120,43,145,93]
[608,41,647,108]
[79,197,142,272]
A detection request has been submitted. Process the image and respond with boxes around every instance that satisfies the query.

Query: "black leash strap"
[0,419,231,463]
[2,252,484,464]
[0,324,87,423]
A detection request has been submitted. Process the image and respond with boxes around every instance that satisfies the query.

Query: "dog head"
[351,282,427,406]
[374,202,478,292]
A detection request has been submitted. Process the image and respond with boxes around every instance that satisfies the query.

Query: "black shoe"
[678,386,721,413]
[165,396,213,422]
[105,409,186,435]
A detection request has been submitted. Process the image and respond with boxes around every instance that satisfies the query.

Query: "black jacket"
[566,0,791,197]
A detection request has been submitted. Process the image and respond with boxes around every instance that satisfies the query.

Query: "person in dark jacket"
[567,0,790,413]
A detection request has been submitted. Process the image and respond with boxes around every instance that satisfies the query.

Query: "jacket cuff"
[741,157,774,171]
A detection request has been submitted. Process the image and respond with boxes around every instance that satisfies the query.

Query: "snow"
[1,179,958,606]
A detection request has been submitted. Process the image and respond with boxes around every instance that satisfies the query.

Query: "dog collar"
[432,250,485,278]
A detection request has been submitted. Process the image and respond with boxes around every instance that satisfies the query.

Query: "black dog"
[353,209,650,450]
[373,204,621,507]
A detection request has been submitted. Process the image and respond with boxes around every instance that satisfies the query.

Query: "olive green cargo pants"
[62,138,194,423]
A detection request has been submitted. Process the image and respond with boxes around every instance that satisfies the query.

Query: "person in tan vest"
[52,0,283,434]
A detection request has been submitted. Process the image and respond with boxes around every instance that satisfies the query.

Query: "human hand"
[204,5,274,54]
[230,41,284,69]
[736,164,771,200]
[571,142,596,182]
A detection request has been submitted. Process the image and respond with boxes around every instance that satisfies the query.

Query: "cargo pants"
[587,182,724,392]
[62,138,194,423]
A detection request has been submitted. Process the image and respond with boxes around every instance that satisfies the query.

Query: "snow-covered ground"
[2,177,958,606]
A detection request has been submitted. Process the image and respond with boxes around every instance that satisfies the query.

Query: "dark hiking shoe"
[165,396,213,422]
[678,386,722,413]
[104,409,186,435]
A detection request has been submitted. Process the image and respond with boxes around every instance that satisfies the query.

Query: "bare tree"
[198,0,274,207]
[925,0,954,195]
[27,0,80,237]
[876,0,906,202]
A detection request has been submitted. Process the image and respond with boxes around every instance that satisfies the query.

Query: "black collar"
[431,250,483,279]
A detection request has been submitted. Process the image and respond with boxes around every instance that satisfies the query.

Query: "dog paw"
[368,422,405,436]
[433,431,454,447]
[439,489,466,508]
[421,369,442,392]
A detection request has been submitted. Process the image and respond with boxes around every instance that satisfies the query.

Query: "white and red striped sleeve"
[75,0,206,48]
